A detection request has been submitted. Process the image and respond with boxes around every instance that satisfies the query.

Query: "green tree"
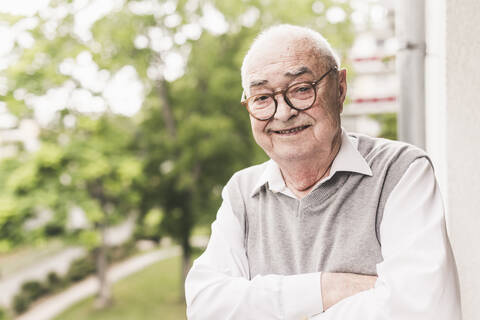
[0,113,141,308]
[0,0,146,307]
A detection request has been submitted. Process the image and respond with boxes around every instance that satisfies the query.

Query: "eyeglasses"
[241,67,337,121]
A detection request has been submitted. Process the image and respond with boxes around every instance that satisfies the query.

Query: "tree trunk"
[94,223,112,309]
[180,163,202,300]
[156,75,195,300]
[156,78,176,138]
[180,231,192,301]
[179,189,195,301]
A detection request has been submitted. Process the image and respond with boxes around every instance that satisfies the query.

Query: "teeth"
[276,126,308,134]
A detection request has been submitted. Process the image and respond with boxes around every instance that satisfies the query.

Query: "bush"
[66,256,96,282]
[13,279,48,314]
[20,280,47,301]
[46,271,65,292]
[12,293,29,314]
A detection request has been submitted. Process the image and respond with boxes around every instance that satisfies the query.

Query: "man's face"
[243,38,347,163]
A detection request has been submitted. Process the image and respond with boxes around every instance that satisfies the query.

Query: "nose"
[273,94,298,121]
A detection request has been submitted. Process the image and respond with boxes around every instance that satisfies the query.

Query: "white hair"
[241,24,340,90]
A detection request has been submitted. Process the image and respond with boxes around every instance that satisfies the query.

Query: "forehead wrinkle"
[245,48,319,92]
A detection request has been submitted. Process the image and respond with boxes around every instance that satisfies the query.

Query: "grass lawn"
[54,255,187,320]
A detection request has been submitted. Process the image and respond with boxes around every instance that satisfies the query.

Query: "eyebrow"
[249,79,268,88]
[284,66,313,77]
[248,66,313,89]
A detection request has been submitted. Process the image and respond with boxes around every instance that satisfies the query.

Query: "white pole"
[395,0,426,148]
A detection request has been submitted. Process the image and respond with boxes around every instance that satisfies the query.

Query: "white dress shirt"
[185,132,461,320]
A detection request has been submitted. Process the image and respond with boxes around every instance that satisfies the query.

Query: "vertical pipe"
[395,0,426,148]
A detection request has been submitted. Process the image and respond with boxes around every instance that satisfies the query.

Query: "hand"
[321,272,378,310]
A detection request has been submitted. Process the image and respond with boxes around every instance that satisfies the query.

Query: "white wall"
[425,0,480,319]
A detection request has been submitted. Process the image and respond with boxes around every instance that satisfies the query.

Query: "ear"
[337,68,347,113]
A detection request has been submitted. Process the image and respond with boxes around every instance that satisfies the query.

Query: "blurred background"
[0,0,479,319]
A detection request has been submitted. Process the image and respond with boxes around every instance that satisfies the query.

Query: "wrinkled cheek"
[250,118,273,152]
[318,96,341,128]
[255,132,273,152]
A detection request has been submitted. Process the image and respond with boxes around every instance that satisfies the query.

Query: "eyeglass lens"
[248,82,316,120]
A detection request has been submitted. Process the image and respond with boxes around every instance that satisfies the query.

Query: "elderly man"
[185,25,461,320]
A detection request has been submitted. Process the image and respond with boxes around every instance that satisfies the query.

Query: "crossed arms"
[185,159,461,320]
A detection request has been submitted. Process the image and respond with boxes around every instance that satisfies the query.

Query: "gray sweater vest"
[226,134,429,278]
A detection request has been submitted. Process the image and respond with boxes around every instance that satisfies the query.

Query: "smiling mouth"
[271,125,311,135]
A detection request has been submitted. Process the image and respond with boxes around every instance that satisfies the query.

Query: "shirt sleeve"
[185,184,324,320]
[310,157,462,320]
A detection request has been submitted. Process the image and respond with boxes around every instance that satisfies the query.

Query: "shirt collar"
[330,129,373,177]
[249,129,373,197]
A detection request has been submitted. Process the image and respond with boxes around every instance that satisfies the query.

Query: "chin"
[269,147,313,163]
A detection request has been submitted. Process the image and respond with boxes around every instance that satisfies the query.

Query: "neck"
[277,131,342,199]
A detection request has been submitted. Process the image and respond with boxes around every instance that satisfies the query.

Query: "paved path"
[0,247,86,307]
[16,246,181,320]
[0,217,136,307]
